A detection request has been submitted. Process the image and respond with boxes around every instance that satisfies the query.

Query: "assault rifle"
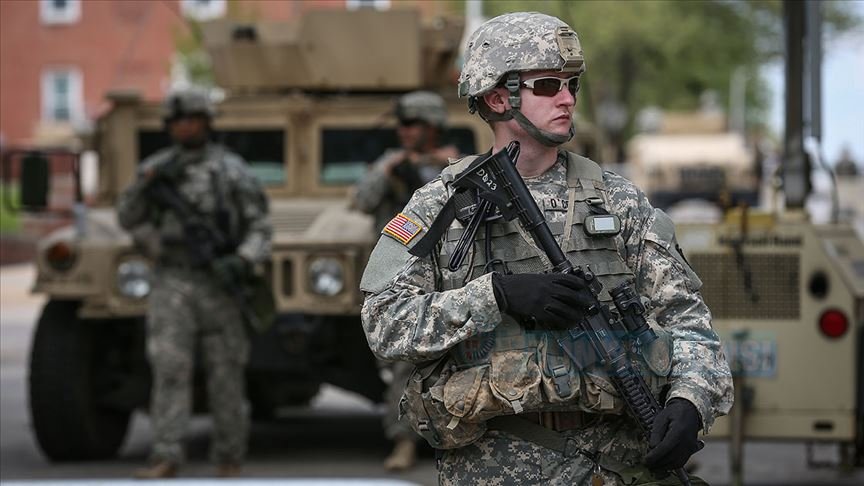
[451,141,698,486]
[147,178,271,332]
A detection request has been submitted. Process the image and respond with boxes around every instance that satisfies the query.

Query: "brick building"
[0,0,450,148]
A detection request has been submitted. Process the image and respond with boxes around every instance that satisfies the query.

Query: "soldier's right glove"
[147,159,186,183]
[491,272,593,329]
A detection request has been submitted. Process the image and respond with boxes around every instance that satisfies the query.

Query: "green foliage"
[0,185,20,233]
[172,0,262,87]
[482,0,860,135]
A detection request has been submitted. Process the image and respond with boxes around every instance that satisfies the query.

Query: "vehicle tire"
[248,373,321,420]
[28,300,132,461]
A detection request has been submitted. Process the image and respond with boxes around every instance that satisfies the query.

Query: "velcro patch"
[383,213,423,245]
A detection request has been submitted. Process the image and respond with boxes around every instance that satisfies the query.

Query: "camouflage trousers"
[381,360,417,442]
[146,267,250,465]
[438,417,708,486]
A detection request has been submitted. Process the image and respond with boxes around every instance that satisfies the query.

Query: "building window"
[41,68,84,124]
[40,0,81,25]
[181,0,227,21]
[346,0,391,10]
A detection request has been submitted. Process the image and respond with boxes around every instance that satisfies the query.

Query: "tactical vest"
[401,151,673,449]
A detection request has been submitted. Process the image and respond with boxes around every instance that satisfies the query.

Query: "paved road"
[2,263,862,485]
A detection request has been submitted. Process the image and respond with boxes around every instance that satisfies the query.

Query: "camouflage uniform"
[352,91,453,233]
[117,142,271,466]
[360,12,732,486]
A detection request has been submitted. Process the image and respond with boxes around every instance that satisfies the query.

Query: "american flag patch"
[383,213,422,245]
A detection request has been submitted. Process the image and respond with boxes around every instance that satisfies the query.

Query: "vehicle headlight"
[116,259,152,299]
[45,241,77,271]
[308,257,344,297]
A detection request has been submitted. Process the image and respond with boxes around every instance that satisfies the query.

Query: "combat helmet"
[458,12,586,146]
[161,87,217,123]
[395,91,448,128]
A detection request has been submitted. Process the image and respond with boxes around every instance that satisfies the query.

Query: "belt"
[517,411,587,432]
[487,412,600,458]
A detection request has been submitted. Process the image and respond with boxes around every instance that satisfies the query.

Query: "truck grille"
[680,167,726,192]
[689,253,800,319]
[270,208,322,234]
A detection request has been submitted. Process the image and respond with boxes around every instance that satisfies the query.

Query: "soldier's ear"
[482,88,509,114]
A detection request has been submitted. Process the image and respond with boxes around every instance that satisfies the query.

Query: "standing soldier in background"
[352,91,459,471]
[117,88,272,479]
[360,12,732,485]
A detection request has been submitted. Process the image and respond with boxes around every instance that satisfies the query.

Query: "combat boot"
[134,461,177,479]
[383,438,416,471]
[218,463,242,478]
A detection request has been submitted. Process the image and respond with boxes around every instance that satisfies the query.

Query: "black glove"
[149,159,186,183]
[391,159,425,193]
[491,272,593,329]
[212,255,250,289]
[644,398,703,474]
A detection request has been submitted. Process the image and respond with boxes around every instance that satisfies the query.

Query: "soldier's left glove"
[644,398,703,473]
[212,255,251,289]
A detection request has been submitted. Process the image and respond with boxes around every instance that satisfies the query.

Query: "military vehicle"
[626,110,760,210]
[9,9,500,461]
[676,1,863,475]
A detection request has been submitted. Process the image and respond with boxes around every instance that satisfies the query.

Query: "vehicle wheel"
[29,300,132,461]
[248,373,321,420]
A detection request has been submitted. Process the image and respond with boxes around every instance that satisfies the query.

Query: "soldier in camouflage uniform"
[360,12,733,485]
[117,88,272,479]
[352,91,460,471]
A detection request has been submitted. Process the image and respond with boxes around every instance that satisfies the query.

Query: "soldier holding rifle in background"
[360,12,732,485]
[352,91,459,471]
[117,88,271,479]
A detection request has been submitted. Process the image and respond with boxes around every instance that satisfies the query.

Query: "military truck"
[626,111,760,210]
[676,1,864,474]
[11,10,498,461]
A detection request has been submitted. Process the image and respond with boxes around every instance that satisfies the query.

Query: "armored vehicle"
[13,10,497,461]
[677,1,864,474]
[626,111,760,210]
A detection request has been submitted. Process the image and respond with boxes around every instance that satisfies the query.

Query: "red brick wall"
[0,1,190,146]
[0,0,455,147]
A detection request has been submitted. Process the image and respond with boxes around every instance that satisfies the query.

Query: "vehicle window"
[320,127,478,186]
[137,129,286,186]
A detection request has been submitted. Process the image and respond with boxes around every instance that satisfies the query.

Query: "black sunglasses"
[521,75,581,98]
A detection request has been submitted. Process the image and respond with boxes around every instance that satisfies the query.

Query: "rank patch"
[383,213,422,245]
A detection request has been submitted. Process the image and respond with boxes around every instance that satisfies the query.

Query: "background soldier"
[360,12,733,485]
[351,91,459,471]
[117,88,272,479]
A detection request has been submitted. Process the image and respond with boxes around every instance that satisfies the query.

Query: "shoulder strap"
[409,154,483,258]
[565,151,604,188]
[441,154,482,184]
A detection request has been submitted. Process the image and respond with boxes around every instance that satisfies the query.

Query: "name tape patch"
[383,213,423,245]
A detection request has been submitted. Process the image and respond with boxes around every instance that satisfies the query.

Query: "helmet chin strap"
[511,110,574,147]
[475,72,574,148]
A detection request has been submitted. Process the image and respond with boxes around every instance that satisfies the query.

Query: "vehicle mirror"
[20,151,51,210]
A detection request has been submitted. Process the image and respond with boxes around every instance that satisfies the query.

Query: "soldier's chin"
[179,137,208,150]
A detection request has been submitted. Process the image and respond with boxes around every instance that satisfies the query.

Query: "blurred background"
[1,1,863,485]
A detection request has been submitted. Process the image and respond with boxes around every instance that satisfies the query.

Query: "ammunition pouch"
[401,328,673,449]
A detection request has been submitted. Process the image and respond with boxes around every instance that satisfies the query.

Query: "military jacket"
[352,149,450,233]
[117,143,272,265]
[360,150,733,445]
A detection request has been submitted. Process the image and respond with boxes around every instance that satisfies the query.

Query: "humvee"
[12,10,500,461]
[677,1,864,474]
[626,113,760,210]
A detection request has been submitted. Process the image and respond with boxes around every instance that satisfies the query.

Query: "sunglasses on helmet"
[521,75,581,98]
